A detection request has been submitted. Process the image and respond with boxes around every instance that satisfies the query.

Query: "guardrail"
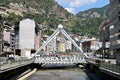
[86,58,120,77]
[0,59,33,72]
[100,62,120,74]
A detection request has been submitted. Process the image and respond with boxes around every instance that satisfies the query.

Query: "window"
[109,25,114,30]
[118,11,120,21]
[118,30,120,38]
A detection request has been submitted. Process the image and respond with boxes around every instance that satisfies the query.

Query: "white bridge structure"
[33,24,89,64]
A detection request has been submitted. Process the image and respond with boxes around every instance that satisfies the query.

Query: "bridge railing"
[100,60,120,74]
[100,63,120,74]
[0,59,33,72]
[86,58,120,75]
[34,56,86,64]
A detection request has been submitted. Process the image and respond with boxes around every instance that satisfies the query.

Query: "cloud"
[55,0,97,14]
[55,0,70,5]
[55,0,97,7]
[65,7,75,14]
[69,0,97,7]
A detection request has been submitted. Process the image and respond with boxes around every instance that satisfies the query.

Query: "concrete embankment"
[18,68,37,80]
[77,64,104,80]
[0,63,34,80]
[84,64,119,80]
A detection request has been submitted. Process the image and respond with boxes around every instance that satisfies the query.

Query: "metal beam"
[33,29,60,56]
[61,29,89,58]
[33,24,89,59]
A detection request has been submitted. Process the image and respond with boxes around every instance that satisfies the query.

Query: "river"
[25,64,91,80]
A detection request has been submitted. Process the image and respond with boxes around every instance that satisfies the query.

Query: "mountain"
[0,0,110,37]
[76,5,109,18]
[0,0,76,35]
[75,5,110,37]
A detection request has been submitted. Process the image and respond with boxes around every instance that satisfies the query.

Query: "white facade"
[19,19,35,49]
[91,41,102,50]
[44,37,56,53]
[58,42,65,52]
[66,41,72,50]
[3,29,15,53]
[3,29,11,44]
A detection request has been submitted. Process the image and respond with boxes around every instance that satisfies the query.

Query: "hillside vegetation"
[0,0,110,37]
[76,5,109,37]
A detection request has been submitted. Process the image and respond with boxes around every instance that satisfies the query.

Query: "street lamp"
[58,24,63,29]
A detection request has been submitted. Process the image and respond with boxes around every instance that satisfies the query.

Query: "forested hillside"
[0,0,109,37]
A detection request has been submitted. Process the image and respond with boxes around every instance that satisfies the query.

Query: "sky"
[55,0,109,15]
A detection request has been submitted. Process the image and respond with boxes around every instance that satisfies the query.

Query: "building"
[10,32,15,53]
[15,19,41,58]
[99,20,110,48]
[81,38,102,53]
[46,37,56,54]
[71,36,81,52]
[99,20,111,58]
[0,29,3,56]
[3,29,15,56]
[72,40,80,52]
[91,39,102,51]
[0,17,3,56]
[82,40,91,52]
[3,29,11,55]
[66,41,72,53]
[58,42,66,53]
[109,0,120,65]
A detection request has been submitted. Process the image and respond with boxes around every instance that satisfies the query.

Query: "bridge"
[0,24,119,80]
[33,24,89,64]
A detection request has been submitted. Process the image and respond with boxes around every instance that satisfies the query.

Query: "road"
[25,64,91,80]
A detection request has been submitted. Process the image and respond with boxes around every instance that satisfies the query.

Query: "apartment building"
[81,38,102,53]
[0,27,3,55]
[109,0,120,65]
[71,35,81,52]
[99,20,111,58]
[15,18,41,58]
[82,40,91,52]
[3,29,11,54]
[3,29,15,55]
[0,15,3,55]
[10,31,15,53]
[99,20,110,47]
